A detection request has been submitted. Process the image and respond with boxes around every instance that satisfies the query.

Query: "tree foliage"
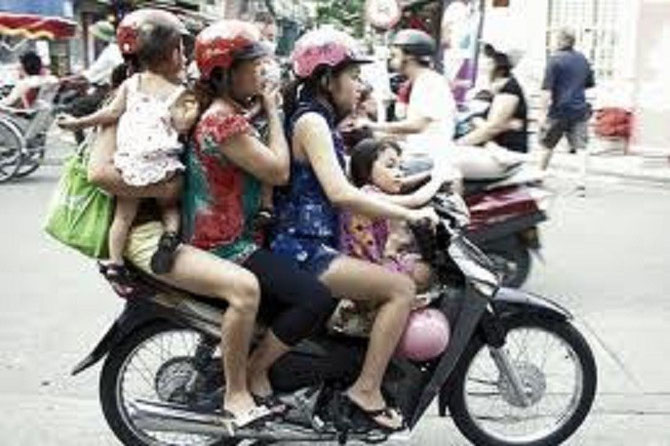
[316,0,367,37]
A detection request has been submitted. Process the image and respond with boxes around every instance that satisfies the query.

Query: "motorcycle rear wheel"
[448,316,597,446]
[99,320,238,446]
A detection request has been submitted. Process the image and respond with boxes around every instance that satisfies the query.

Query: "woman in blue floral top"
[272,28,439,431]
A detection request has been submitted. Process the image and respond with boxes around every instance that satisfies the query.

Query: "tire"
[0,118,23,183]
[14,146,45,178]
[483,238,531,288]
[448,316,597,446]
[99,321,238,446]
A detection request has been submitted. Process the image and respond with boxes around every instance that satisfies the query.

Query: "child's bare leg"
[157,195,180,234]
[108,197,140,265]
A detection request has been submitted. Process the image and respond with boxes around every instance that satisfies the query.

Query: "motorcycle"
[463,167,551,288]
[72,192,595,446]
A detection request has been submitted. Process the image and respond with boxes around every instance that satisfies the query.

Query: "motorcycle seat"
[126,263,230,311]
[464,165,545,196]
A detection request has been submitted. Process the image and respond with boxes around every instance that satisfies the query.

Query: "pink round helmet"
[396,308,450,362]
[291,27,372,79]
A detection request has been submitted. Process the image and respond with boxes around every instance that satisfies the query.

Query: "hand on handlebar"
[408,206,439,226]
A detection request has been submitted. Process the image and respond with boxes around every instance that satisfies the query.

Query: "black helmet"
[391,29,436,58]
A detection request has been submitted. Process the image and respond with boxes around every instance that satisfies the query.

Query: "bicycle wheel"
[0,119,23,183]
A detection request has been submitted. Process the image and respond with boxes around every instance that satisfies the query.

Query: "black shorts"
[539,116,589,151]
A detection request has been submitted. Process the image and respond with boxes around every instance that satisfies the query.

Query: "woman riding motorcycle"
[87,9,274,428]
[272,28,442,431]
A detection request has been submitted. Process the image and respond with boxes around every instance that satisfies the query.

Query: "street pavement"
[1,164,669,445]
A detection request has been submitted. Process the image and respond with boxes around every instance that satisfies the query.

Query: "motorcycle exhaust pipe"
[129,399,338,442]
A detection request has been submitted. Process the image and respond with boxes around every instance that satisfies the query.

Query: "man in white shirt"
[358,29,457,173]
[81,20,123,86]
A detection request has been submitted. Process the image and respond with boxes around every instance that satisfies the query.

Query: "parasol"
[0,12,77,40]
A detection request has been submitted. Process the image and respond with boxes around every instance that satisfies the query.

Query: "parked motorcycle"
[464,166,551,288]
[72,192,595,446]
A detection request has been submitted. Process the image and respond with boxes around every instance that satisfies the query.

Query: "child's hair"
[349,138,402,188]
[136,21,182,72]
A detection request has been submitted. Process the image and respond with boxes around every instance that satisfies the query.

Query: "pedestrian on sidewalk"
[538,28,595,189]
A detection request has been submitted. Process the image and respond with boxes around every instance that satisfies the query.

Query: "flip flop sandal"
[252,394,287,414]
[342,393,405,433]
[220,404,274,434]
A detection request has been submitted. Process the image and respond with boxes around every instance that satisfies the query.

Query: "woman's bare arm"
[87,124,180,200]
[373,176,444,208]
[295,113,434,223]
[218,95,289,186]
[401,171,431,189]
[457,93,519,146]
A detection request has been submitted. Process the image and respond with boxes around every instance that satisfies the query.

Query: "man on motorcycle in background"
[62,20,123,142]
[357,29,458,176]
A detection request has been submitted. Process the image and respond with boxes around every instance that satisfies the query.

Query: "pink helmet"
[117,9,188,56]
[396,308,450,362]
[291,28,372,79]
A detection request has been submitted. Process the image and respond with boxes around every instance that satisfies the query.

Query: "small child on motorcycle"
[332,138,446,336]
[58,13,198,283]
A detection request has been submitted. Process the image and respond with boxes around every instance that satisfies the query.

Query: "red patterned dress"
[182,103,263,263]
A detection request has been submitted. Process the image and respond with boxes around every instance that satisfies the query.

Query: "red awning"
[0,12,77,40]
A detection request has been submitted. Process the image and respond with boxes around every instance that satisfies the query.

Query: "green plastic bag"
[44,145,113,259]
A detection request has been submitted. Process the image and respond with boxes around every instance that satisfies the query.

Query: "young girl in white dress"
[58,14,199,279]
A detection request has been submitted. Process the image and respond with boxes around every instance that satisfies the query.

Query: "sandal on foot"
[98,262,140,299]
[222,405,274,430]
[342,393,405,432]
[252,394,287,414]
[150,231,180,274]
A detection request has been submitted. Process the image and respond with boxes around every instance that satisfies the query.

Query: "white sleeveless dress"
[113,74,186,187]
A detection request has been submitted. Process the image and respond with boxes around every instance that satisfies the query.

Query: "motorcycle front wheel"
[99,321,238,446]
[448,316,597,446]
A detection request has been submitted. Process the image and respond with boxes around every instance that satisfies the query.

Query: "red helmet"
[117,9,188,56]
[195,20,268,80]
[291,28,372,79]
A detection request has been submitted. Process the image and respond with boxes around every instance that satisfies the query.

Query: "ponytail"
[110,54,141,90]
[281,78,304,121]
[192,67,228,114]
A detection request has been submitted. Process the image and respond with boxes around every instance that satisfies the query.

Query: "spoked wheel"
[14,143,45,178]
[100,321,237,446]
[448,316,597,446]
[0,119,23,183]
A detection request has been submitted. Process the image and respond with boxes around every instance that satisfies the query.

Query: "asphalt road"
[1,166,669,445]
